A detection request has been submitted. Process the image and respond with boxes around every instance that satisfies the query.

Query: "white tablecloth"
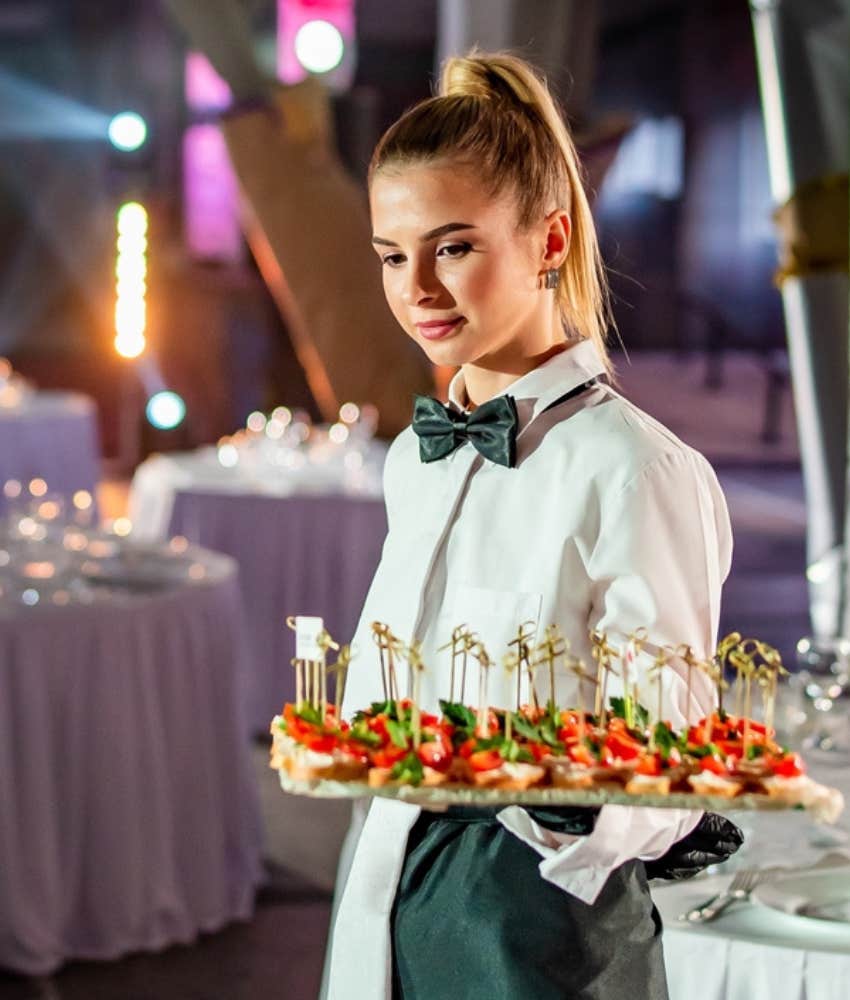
[0,553,263,975]
[0,392,100,506]
[657,873,850,1000]
[655,755,850,1000]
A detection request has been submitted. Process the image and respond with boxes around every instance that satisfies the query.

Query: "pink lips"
[415,317,464,341]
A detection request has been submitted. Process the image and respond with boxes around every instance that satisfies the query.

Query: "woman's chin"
[415,334,477,368]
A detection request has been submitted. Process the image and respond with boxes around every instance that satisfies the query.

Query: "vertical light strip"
[750,3,793,203]
[114,201,148,359]
[183,52,242,261]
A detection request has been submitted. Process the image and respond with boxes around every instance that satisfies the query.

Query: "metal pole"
[750,0,850,636]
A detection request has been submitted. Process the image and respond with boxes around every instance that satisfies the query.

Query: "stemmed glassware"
[783,636,850,753]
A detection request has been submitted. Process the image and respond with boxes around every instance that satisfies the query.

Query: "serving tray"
[277,770,844,822]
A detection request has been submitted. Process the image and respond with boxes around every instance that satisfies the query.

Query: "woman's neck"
[461,340,571,408]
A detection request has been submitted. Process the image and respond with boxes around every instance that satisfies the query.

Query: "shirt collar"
[447,338,607,421]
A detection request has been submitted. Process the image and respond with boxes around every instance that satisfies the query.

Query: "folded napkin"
[498,803,702,903]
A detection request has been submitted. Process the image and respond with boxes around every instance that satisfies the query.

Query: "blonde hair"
[369,49,614,373]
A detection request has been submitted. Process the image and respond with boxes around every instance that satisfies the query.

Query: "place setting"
[0,476,231,610]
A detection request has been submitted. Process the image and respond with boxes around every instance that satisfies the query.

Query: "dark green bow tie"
[411,393,519,468]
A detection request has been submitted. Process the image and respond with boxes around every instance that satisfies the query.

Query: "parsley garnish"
[653,721,676,759]
[439,700,477,731]
[385,718,410,749]
[390,752,424,786]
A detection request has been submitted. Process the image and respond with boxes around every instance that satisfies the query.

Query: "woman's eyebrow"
[371,222,477,247]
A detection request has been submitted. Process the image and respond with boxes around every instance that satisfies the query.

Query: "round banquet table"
[165,490,387,734]
[0,551,263,976]
[654,755,850,1000]
[0,392,100,507]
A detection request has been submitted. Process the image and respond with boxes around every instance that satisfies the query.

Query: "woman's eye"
[381,253,406,267]
[437,242,472,259]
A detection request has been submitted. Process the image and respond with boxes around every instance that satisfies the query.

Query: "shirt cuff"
[497,804,703,904]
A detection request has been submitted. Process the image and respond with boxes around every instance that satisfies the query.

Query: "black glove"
[643,812,744,881]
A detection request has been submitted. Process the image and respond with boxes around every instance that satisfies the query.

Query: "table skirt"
[167,491,387,734]
[0,392,100,509]
[0,569,263,975]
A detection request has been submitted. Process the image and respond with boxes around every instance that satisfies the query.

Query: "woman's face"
[369,160,553,370]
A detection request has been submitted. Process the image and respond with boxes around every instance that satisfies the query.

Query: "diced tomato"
[634,753,661,776]
[367,714,391,741]
[302,732,339,754]
[467,749,503,772]
[525,741,552,762]
[734,718,775,743]
[417,740,452,771]
[568,743,597,767]
[458,738,478,759]
[371,745,408,768]
[768,752,804,778]
[712,738,742,758]
[699,755,731,776]
[416,727,452,771]
[420,712,440,728]
[342,741,370,764]
[603,732,643,762]
[687,724,708,746]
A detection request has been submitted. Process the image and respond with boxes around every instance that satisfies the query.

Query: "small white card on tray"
[295,616,325,660]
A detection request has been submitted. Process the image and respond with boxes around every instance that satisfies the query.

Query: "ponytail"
[369,49,614,373]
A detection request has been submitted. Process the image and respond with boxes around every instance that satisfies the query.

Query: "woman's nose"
[401,260,439,306]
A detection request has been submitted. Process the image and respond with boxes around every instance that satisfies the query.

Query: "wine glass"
[791,636,850,753]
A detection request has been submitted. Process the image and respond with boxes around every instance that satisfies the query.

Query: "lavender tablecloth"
[0,392,100,506]
[0,556,263,975]
[166,491,387,734]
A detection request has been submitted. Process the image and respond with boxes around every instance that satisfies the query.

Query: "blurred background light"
[277,0,356,88]
[114,333,146,359]
[114,200,148,360]
[146,390,186,430]
[116,202,148,235]
[107,111,148,152]
[294,19,345,73]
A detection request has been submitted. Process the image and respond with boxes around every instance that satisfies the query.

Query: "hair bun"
[439,50,531,108]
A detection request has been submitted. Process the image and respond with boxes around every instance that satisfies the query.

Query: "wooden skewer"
[292,657,303,708]
[675,643,700,730]
[502,652,519,740]
[565,651,594,743]
[647,646,672,751]
[328,645,352,718]
[507,621,537,711]
[371,622,392,700]
[438,625,468,703]
[461,630,480,704]
[472,641,492,737]
[622,628,648,729]
[591,630,618,722]
[531,624,566,716]
[405,642,425,748]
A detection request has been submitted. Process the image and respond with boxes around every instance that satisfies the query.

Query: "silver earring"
[544,268,560,290]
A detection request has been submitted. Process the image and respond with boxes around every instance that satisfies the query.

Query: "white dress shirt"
[325,338,733,1000]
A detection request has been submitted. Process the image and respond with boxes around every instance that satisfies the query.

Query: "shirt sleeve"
[498,447,734,903]
[588,447,733,724]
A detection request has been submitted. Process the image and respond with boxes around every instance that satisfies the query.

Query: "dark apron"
[390,805,669,1000]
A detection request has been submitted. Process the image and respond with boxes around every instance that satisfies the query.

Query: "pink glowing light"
[277,0,355,86]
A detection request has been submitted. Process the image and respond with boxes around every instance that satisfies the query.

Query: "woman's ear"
[541,209,571,270]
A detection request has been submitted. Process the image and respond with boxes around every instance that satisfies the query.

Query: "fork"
[679,868,766,923]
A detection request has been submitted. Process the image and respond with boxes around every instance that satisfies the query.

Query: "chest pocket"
[444,584,543,709]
